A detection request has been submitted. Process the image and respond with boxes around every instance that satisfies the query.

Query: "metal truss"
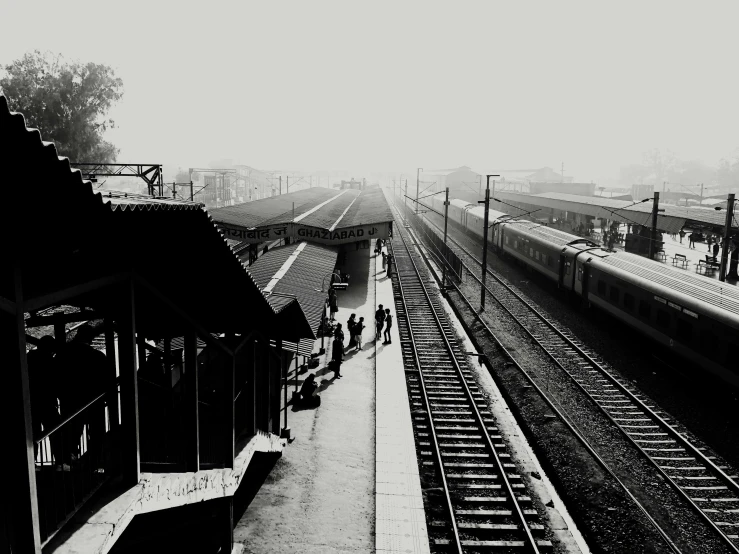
[71,163,163,196]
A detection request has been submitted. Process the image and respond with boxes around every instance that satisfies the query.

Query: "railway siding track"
[415,209,739,550]
[389,211,554,552]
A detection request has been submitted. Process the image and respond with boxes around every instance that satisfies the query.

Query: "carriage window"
[535,251,540,261]
[597,280,606,295]
[547,255,553,267]
[656,310,670,328]
[514,240,518,249]
[609,286,620,303]
[676,319,692,342]
[505,236,509,245]
[624,293,635,311]
[529,247,534,257]
[577,266,583,281]
[639,300,651,319]
[565,261,572,275]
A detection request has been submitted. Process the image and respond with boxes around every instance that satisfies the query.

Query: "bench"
[696,259,718,275]
[671,253,689,269]
[706,255,721,272]
[654,250,667,262]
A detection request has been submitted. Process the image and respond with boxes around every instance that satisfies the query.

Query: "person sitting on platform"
[299,373,320,406]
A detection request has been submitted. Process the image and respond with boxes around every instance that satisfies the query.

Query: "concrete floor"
[234,245,376,554]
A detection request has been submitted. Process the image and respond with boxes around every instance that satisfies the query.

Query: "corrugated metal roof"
[0,95,313,341]
[339,186,394,228]
[210,188,340,229]
[210,185,392,235]
[494,191,688,234]
[249,242,339,334]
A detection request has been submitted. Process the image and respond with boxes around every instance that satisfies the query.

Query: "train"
[427,194,739,388]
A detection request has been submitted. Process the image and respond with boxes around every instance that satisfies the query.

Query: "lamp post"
[442,187,450,288]
[479,175,500,311]
[416,168,423,214]
[648,193,665,259]
[719,193,735,282]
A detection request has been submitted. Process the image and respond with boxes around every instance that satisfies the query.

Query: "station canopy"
[0,95,313,341]
[492,191,736,234]
[210,186,393,246]
[246,241,338,340]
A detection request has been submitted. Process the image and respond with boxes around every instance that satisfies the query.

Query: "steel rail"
[400,216,685,554]
[418,209,739,552]
[389,223,464,553]
[391,204,541,553]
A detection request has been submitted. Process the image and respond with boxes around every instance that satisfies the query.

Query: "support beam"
[133,274,234,357]
[184,331,199,472]
[26,310,102,327]
[225,351,236,469]
[9,267,42,553]
[118,279,140,486]
[0,294,16,315]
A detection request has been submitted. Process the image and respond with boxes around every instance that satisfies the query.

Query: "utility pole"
[663,181,666,194]
[404,180,408,223]
[561,162,564,183]
[286,176,289,193]
[479,174,500,311]
[648,192,660,259]
[279,175,282,196]
[416,168,423,214]
[700,183,704,206]
[719,193,735,282]
[478,175,482,196]
[442,187,450,288]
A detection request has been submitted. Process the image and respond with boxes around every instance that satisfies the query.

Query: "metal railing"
[34,386,118,546]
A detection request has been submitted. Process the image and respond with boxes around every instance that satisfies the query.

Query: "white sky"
[2,0,739,182]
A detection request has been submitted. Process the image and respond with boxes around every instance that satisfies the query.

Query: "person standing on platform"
[381,250,387,270]
[331,336,344,379]
[329,288,338,322]
[383,309,393,344]
[346,314,357,351]
[707,234,714,253]
[679,229,685,244]
[386,254,394,278]
[689,233,696,249]
[713,240,720,259]
[375,304,385,340]
[354,317,366,351]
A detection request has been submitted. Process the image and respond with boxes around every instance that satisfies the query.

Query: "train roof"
[599,252,739,318]
[505,220,597,248]
[450,198,473,210]
[467,205,509,221]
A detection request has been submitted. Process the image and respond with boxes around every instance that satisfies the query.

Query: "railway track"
[415,207,739,551]
[389,210,552,552]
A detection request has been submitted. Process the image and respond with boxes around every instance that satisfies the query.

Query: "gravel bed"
[414,214,739,553]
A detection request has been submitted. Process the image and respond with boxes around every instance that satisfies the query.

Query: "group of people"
[376,239,394,278]
[682,229,723,257]
[28,324,108,469]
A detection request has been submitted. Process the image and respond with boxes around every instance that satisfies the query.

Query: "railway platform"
[233,244,429,553]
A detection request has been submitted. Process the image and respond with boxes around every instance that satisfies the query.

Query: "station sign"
[219,223,290,243]
[217,221,390,245]
[294,222,390,245]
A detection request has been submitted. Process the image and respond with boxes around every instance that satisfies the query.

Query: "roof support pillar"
[224,338,236,469]
[0,267,42,553]
[118,278,140,486]
[184,330,200,472]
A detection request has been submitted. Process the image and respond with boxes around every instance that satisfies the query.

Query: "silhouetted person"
[329,288,338,321]
[300,373,318,403]
[28,335,62,463]
[331,337,344,378]
[713,242,720,259]
[354,317,366,351]
[375,304,385,340]
[383,309,393,344]
[346,314,357,350]
[56,324,107,467]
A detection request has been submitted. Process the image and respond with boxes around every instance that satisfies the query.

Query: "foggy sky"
[2,1,738,182]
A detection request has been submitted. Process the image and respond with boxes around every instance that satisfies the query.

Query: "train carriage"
[585,252,739,386]
[464,205,508,244]
[499,221,598,283]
